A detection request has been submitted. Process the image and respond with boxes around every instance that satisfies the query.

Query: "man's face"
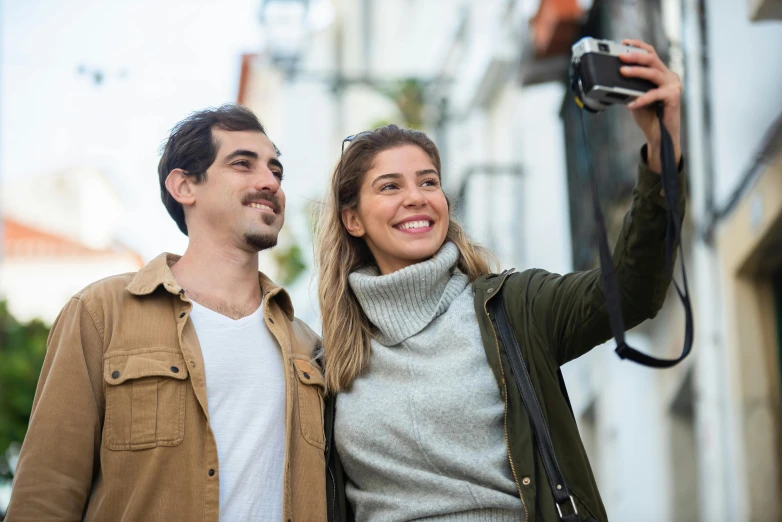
[189,128,285,252]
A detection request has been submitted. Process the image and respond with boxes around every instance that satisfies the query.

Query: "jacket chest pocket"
[292,358,325,449]
[103,348,189,451]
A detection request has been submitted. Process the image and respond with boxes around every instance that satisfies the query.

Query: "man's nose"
[253,167,281,193]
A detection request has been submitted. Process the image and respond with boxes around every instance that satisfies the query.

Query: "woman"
[316,40,684,522]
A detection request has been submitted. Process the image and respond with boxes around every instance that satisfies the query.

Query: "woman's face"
[342,144,449,275]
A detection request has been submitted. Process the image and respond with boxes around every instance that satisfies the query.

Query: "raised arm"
[528,38,685,365]
[526,154,685,365]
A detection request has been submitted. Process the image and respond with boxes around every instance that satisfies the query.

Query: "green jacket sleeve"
[524,150,686,366]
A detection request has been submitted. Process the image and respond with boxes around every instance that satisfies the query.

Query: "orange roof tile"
[2,217,143,267]
[530,0,583,58]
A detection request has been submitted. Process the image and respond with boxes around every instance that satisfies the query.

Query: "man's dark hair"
[158,104,267,235]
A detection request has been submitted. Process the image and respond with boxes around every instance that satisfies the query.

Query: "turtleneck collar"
[348,242,469,345]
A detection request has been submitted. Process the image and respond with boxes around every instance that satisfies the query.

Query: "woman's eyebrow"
[370,170,439,187]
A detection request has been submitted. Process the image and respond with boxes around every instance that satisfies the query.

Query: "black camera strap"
[579,102,693,368]
[490,293,585,522]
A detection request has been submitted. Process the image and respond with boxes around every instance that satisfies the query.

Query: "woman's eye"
[421,178,440,187]
[379,183,398,191]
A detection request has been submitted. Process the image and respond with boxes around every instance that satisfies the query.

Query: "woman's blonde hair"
[315,124,496,392]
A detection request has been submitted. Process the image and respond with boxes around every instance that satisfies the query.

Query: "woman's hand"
[619,39,683,172]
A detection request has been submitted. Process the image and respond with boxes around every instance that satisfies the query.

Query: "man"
[6,105,326,521]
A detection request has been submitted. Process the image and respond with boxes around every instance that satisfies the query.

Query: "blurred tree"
[375,78,427,129]
[0,301,48,480]
[272,243,307,287]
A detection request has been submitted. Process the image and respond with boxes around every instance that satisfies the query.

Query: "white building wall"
[705,1,782,209]
[1,169,124,251]
[680,0,738,519]
[439,1,573,275]
[681,1,782,520]
[518,83,572,275]
[1,256,143,323]
[584,334,672,522]
[0,168,143,324]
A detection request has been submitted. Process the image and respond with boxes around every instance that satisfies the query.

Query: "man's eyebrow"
[370,170,439,187]
[269,158,284,173]
[224,149,259,162]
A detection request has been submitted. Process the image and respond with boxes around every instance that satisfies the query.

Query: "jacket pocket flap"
[104,348,189,385]
[292,359,325,388]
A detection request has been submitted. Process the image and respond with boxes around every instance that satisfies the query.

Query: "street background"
[1,1,781,520]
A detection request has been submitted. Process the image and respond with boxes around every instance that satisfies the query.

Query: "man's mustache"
[242,192,282,214]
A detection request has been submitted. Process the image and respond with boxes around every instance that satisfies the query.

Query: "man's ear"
[165,169,196,207]
[341,208,365,238]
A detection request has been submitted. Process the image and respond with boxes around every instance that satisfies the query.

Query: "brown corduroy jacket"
[6,253,327,522]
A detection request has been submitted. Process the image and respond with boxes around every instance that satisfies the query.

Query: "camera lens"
[598,43,609,52]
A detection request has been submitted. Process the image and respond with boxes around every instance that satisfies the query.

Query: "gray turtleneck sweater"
[336,242,524,522]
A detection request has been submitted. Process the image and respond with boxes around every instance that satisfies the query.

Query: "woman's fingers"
[620,65,666,86]
[621,39,656,54]
[618,49,665,71]
[628,84,680,109]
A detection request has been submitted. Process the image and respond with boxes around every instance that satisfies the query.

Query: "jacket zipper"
[327,467,337,522]
[483,272,528,522]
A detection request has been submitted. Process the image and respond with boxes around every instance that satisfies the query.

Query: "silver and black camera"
[569,37,656,113]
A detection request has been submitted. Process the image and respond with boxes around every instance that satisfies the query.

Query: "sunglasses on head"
[341,131,373,154]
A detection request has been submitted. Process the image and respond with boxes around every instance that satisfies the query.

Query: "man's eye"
[233,160,250,168]
[273,171,284,181]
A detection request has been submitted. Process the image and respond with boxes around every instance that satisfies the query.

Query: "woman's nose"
[404,186,428,207]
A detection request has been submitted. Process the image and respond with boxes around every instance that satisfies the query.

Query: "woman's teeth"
[397,220,431,230]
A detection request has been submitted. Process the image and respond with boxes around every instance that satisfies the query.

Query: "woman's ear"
[165,169,196,207]
[341,208,365,238]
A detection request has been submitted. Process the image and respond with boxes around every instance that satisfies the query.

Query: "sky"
[1,0,265,260]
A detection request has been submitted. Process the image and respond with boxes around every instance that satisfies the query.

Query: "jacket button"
[179,312,186,318]
[208,469,215,477]
[111,371,120,379]
[303,372,311,379]
[522,477,531,486]
[190,360,196,368]
[170,366,179,373]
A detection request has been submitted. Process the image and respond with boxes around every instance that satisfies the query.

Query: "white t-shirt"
[189,300,285,522]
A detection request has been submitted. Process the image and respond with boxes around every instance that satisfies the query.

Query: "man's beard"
[244,231,278,251]
[241,194,281,251]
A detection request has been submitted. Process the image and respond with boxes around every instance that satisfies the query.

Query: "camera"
[569,37,656,113]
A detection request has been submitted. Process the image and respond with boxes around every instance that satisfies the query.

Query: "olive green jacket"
[326,155,685,522]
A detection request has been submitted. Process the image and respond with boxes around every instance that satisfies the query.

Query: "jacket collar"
[126,253,295,320]
[473,268,516,303]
